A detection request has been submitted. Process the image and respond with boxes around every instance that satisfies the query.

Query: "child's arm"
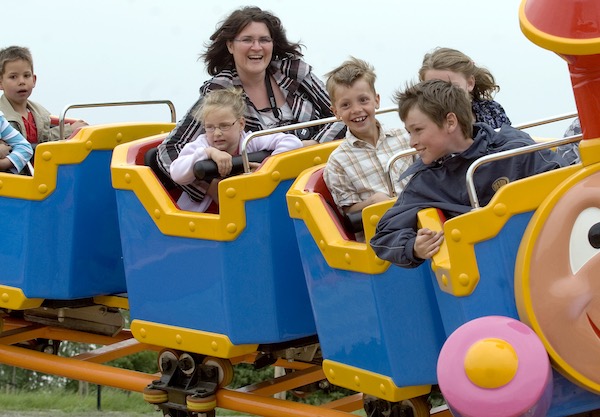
[344,192,391,214]
[0,138,13,170]
[199,146,241,205]
[0,140,11,159]
[370,204,426,268]
[0,117,33,173]
[205,147,233,178]
[169,136,211,185]
[242,132,302,173]
[413,228,444,260]
[249,132,302,155]
[0,157,14,171]
[49,119,89,140]
[3,138,33,173]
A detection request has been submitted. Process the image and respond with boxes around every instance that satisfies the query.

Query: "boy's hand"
[302,139,318,147]
[248,162,260,172]
[367,192,391,205]
[0,141,12,159]
[71,120,89,130]
[413,228,444,260]
[208,148,233,177]
[344,192,392,214]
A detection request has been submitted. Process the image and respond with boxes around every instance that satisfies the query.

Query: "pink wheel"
[437,316,552,417]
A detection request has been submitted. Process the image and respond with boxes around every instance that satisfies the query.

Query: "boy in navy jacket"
[370,80,567,268]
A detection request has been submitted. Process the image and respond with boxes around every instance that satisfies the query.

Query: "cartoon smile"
[587,313,600,339]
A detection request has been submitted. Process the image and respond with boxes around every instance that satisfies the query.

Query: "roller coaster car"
[287,164,445,411]
[111,136,339,359]
[288,139,600,416]
[0,122,174,335]
[429,142,600,416]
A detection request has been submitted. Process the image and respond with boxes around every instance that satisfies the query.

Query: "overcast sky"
[3,0,577,137]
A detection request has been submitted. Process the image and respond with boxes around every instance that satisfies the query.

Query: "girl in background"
[419,47,511,129]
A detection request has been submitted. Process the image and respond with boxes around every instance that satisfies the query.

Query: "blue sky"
[4,0,577,137]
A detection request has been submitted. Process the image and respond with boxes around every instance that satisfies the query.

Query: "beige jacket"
[0,94,74,143]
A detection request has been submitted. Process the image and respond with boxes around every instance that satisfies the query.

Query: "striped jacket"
[157,58,345,202]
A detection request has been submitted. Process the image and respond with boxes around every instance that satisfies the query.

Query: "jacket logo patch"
[492,176,510,192]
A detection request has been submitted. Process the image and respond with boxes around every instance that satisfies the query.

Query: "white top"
[170,130,302,212]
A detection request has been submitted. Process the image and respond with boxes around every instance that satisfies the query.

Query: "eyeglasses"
[205,120,238,133]
[233,36,273,46]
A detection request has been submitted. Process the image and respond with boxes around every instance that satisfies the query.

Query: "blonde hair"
[325,56,376,102]
[418,47,499,101]
[195,87,246,122]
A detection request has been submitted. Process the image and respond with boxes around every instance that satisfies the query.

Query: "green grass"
[0,389,156,415]
[0,388,366,416]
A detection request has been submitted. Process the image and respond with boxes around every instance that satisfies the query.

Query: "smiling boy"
[370,80,567,268]
[323,57,412,216]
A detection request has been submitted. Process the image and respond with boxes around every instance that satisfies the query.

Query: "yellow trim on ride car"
[0,285,43,310]
[93,295,130,310]
[0,123,174,201]
[429,165,579,296]
[130,319,258,359]
[515,162,600,393]
[322,359,431,402]
[111,137,338,241]
[286,164,394,274]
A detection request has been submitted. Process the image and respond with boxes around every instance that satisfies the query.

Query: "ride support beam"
[216,389,356,417]
[0,344,155,392]
[1,316,134,345]
[320,393,364,412]
[74,338,157,364]
[0,324,47,345]
[237,365,325,397]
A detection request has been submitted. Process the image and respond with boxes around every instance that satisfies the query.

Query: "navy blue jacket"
[370,123,568,268]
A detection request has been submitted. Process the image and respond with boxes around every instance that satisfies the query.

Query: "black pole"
[97,385,102,411]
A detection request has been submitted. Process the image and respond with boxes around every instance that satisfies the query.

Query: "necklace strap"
[264,71,281,120]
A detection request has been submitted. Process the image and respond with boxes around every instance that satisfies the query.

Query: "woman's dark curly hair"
[201,6,304,75]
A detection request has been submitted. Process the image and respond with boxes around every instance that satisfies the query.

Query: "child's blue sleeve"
[1,115,33,173]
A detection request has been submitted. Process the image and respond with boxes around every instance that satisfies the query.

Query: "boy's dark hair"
[325,56,376,102]
[395,80,474,138]
[0,46,34,76]
[202,6,304,75]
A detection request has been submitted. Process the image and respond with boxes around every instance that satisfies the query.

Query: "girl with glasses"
[169,87,302,213]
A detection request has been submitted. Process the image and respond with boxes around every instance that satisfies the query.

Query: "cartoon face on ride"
[516,167,600,393]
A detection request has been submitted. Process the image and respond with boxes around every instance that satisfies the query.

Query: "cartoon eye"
[590,223,600,249]
[570,207,600,274]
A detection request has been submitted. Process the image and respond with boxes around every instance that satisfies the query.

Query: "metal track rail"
[0,317,380,416]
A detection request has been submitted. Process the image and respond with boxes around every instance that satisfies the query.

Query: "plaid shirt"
[324,125,412,209]
[157,58,345,202]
